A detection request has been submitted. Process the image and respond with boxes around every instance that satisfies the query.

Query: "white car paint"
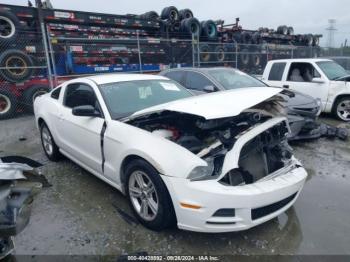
[262,58,350,113]
[34,73,307,233]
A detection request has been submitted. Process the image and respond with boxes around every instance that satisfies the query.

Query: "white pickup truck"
[261,58,350,121]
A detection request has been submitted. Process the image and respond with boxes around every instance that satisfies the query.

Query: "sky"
[3,0,350,47]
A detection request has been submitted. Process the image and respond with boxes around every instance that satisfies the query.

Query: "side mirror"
[203,85,216,93]
[72,105,101,117]
[312,77,325,84]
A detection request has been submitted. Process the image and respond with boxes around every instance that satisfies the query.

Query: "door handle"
[283,85,289,89]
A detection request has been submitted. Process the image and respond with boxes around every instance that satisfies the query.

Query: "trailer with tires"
[0,1,322,119]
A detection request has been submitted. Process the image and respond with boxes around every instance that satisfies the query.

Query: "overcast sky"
[4,0,350,47]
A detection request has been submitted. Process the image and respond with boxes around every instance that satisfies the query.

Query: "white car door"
[283,62,329,110]
[56,81,105,174]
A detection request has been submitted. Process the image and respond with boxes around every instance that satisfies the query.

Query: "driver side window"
[64,83,100,111]
[185,72,214,91]
[287,62,321,82]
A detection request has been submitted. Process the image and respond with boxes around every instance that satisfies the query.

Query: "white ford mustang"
[34,74,307,233]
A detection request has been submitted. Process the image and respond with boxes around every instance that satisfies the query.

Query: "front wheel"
[334,97,350,121]
[125,159,176,231]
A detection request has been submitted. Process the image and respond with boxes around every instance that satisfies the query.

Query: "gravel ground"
[1,115,350,257]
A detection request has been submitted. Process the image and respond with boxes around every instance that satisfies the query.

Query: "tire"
[160,6,179,23]
[241,32,252,44]
[23,84,50,112]
[200,20,217,40]
[0,10,19,44]
[333,97,350,122]
[304,34,314,46]
[40,123,61,161]
[251,54,262,67]
[287,26,294,35]
[0,49,34,83]
[240,49,250,66]
[125,159,176,231]
[0,89,17,120]
[277,25,288,35]
[179,17,200,36]
[199,44,211,62]
[313,36,320,46]
[252,32,261,45]
[214,46,225,62]
[178,9,193,20]
[138,11,159,20]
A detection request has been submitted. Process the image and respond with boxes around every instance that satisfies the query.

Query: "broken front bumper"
[162,163,307,233]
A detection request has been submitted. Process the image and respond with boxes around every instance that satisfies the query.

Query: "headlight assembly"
[187,158,215,181]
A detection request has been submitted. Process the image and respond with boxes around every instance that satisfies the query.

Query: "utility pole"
[326,19,337,48]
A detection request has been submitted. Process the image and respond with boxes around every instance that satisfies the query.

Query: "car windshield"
[207,68,267,89]
[99,79,192,119]
[316,61,349,80]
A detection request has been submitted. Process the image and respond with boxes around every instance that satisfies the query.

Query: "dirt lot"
[1,115,350,256]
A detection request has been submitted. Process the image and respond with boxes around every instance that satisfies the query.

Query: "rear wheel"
[0,89,17,120]
[23,85,50,112]
[334,97,350,122]
[40,123,61,161]
[125,159,176,231]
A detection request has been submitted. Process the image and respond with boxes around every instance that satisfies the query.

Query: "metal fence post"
[136,30,143,73]
[192,34,195,67]
[46,25,58,86]
[235,43,238,69]
[197,34,200,68]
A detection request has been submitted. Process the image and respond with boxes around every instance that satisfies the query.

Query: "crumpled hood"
[128,87,282,120]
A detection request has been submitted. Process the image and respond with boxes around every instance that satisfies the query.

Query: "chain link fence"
[0,21,348,121]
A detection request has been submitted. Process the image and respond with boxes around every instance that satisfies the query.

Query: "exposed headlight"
[187,158,215,181]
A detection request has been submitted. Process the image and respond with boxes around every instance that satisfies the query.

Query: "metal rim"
[0,16,15,39]
[217,48,225,62]
[0,94,11,114]
[337,100,350,121]
[32,90,48,104]
[128,170,159,221]
[41,126,54,156]
[5,55,27,76]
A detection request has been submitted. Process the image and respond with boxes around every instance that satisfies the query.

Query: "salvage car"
[262,58,350,121]
[34,74,307,233]
[160,67,322,141]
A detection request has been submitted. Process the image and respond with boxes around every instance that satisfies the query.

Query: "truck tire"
[179,9,193,20]
[277,25,288,35]
[0,10,19,44]
[180,17,200,36]
[0,89,17,120]
[240,49,250,66]
[200,44,211,63]
[200,20,217,40]
[0,49,34,83]
[23,84,50,112]
[241,32,252,44]
[287,26,294,35]
[313,36,320,46]
[161,6,179,23]
[333,96,350,122]
[251,54,262,67]
[305,34,314,46]
[138,11,159,20]
[214,46,225,62]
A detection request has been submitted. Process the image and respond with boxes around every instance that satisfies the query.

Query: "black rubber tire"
[305,34,314,46]
[178,9,193,20]
[287,26,294,35]
[200,20,217,40]
[332,96,350,122]
[179,17,200,36]
[241,32,252,44]
[125,159,176,231]
[23,84,50,112]
[40,123,62,161]
[251,53,262,67]
[160,6,179,23]
[138,11,159,20]
[0,10,20,44]
[199,44,211,62]
[252,32,261,45]
[0,49,34,83]
[214,46,225,62]
[0,89,17,120]
[277,25,288,35]
[313,36,320,46]
[240,48,250,66]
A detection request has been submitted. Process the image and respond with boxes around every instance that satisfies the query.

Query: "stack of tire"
[0,10,49,119]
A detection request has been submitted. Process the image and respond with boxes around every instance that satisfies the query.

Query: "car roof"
[268,58,333,63]
[73,73,168,85]
[161,67,239,74]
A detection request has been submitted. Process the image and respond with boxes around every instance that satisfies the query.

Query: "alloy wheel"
[337,100,350,121]
[0,94,11,114]
[41,126,54,156]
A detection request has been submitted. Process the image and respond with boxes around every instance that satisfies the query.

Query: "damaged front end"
[126,94,296,184]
